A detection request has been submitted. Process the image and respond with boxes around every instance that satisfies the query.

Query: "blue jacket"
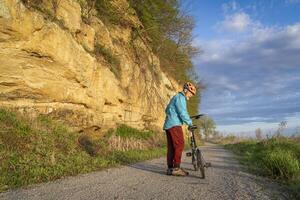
[163,92,193,130]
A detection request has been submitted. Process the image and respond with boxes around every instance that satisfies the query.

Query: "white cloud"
[196,22,300,67]
[216,76,240,91]
[194,21,300,130]
[193,2,300,133]
[217,113,300,134]
[219,12,252,32]
[222,1,238,13]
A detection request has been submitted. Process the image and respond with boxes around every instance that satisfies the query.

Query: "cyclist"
[163,82,197,176]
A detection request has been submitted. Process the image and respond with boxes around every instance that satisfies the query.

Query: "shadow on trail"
[130,162,166,175]
[129,162,207,182]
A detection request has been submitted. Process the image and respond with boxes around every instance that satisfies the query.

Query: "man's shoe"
[166,168,173,175]
[172,168,187,176]
[181,168,189,175]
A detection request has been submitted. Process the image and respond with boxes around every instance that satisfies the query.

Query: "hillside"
[0,0,199,133]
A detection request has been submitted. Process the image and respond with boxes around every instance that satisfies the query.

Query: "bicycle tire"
[196,149,205,178]
[192,152,198,171]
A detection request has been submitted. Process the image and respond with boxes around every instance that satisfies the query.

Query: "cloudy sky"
[187,0,300,134]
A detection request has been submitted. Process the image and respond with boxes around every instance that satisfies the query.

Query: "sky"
[185,0,300,135]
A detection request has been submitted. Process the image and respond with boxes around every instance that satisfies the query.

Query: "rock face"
[0,0,180,133]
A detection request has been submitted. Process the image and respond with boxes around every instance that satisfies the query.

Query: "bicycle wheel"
[192,151,198,171]
[196,149,205,178]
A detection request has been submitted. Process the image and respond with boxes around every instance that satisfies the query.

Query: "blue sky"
[185,0,300,134]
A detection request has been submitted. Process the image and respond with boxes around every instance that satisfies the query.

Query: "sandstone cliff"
[0,0,180,133]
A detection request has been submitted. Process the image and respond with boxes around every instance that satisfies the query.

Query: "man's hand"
[188,125,197,131]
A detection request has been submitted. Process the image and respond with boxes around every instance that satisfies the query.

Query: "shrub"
[94,43,121,78]
[78,135,101,156]
[21,0,43,9]
[94,0,128,26]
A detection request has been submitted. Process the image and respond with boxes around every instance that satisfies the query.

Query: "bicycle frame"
[187,127,200,170]
[186,114,211,178]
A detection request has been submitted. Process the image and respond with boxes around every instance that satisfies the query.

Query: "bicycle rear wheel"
[196,149,205,178]
[192,151,198,171]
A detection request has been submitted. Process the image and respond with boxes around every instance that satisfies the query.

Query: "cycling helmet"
[183,82,196,95]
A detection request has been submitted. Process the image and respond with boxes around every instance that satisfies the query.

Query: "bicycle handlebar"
[190,114,205,119]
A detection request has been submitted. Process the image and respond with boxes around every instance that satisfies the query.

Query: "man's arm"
[175,95,193,126]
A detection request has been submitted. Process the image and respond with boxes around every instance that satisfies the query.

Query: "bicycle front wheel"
[196,149,205,178]
[192,152,198,171]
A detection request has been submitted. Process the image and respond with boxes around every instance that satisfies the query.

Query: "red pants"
[166,126,184,168]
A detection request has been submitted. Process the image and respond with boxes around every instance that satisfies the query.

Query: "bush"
[94,43,121,78]
[94,0,128,26]
[21,0,43,9]
[78,135,101,156]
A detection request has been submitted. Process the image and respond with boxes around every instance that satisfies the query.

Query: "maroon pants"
[166,126,184,168]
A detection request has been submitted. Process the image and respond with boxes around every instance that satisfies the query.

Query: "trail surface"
[0,143,289,200]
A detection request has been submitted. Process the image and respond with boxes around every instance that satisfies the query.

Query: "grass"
[225,137,300,199]
[0,108,166,192]
[115,124,154,140]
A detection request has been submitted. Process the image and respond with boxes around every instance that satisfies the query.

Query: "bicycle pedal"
[205,162,212,167]
[186,152,192,157]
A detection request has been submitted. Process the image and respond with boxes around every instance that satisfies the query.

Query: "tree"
[275,121,287,137]
[196,116,216,139]
[255,128,262,141]
[51,0,61,16]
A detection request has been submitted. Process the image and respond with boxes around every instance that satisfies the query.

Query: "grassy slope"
[0,109,166,192]
[225,138,300,199]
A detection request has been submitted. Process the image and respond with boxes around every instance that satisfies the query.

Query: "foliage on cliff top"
[130,0,201,113]
[128,0,198,78]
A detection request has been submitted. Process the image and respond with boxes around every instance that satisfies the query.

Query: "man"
[163,82,197,176]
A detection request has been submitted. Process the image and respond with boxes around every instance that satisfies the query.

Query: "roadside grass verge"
[225,138,300,199]
[0,108,166,192]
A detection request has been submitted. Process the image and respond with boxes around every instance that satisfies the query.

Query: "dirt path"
[0,143,289,200]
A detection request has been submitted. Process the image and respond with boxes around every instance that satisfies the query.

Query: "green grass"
[115,124,155,140]
[225,137,300,199]
[0,108,166,192]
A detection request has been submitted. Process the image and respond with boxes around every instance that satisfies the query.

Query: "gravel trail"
[0,143,289,200]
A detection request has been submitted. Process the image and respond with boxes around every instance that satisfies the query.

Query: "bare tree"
[255,128,262,141]
[275,121,287,137]
[51,0,61,16]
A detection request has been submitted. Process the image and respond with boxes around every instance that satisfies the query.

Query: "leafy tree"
[129,0,199,76]
[196,116,216,139]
